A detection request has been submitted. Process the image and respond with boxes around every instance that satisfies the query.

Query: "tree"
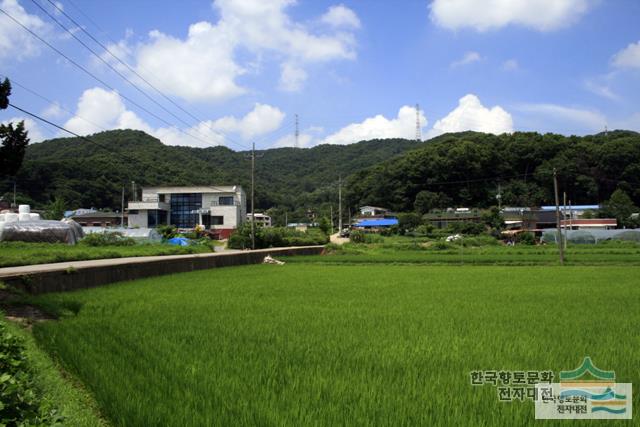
[601,189,638,228]
[397,212,421,231]
[481,206,505,231]
[414,190,451,214]
[318,216,331,235]
[44,196,66,220]
[0,79,30,179]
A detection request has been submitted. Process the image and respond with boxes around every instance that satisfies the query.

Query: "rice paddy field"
[29,262,640,426]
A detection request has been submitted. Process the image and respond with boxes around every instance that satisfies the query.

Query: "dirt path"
[330,232,350,245]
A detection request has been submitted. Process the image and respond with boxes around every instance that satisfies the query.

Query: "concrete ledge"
[0,246,325,294]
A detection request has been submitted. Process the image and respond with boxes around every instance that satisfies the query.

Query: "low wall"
[0,246,324,294]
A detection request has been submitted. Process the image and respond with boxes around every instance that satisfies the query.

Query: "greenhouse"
[541,228,640,244]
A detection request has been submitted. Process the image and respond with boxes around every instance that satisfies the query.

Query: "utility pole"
[563,191,568,250]
[496,182,502,210]
[553,168,564,265]
[330,204,334,234]
[338,175,343,232]
[251,142,256,250]
[121,185,125,229]
[131,181,136,202]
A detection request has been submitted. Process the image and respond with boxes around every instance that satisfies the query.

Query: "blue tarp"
[355,218,399,227]
[167,237,190,246]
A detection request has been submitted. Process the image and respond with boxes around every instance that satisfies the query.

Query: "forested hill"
[7,129,640,218]
[10,129,423,211]
[345,130,640,212]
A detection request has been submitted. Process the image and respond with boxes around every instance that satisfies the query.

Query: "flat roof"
[142,185,243,194]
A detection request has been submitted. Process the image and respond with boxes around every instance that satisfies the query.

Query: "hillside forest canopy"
[1,129,639,223]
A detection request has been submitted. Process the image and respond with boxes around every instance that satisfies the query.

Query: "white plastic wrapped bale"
[18,213,31,221]
[18,204,30,214]
[4,213,18,223]
[0,220,84,244]
[0,213,5,221]
[29,213,41,221]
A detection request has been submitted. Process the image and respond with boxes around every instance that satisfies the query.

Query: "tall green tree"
[0,78,30,179]
[601,189,638,228]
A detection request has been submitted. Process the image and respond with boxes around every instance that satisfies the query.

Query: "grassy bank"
[0,241,214,268]
[1,314,107,426]
[29,264,640,426]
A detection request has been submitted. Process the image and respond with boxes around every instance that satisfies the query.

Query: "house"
[560,218,617,230]
[127,185,246,239]
[502,204,603,231]
[71,211,126,227]
[423,208,483,229]
[247,212,272,227]
[359,206,389,217]
[353,218,399,230]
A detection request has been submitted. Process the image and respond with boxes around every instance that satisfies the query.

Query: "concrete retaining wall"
[0,246,324,294]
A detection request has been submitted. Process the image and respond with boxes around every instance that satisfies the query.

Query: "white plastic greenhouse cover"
[0,220,84,244]
[541,228,640,244]
[82,227,162,242]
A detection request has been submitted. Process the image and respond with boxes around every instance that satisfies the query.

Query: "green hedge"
[228,224,328,249]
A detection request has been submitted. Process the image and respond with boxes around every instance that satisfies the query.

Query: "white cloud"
[584,79,619,100]
[0,0,50,59]
[64,87,152,135]
[279,62,307,92]
[106,0,359,101]
[2,116,47,142]
[450,51,481,68]
[321,4,361,29]
[502,59,519,71]
[320,106,427,145]
[515,103,607,133]
[427,94,513,138]
[41,102,66,120]
[612,40,640,69]
[63,87,284,147]
[430,0,593,32]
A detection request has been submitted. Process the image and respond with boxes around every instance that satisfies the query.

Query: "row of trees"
[0,79,30,185]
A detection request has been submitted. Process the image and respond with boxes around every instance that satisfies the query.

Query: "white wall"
[128,210,148,228]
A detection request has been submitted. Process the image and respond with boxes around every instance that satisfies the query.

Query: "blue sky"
[1,0,639,150]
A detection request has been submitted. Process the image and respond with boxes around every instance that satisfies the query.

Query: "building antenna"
[295,113,299,148]
[415,103,421,141]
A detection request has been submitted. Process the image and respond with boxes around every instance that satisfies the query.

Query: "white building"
[359,206,389,217]
[127,185,246,238]
[247,212,272,227]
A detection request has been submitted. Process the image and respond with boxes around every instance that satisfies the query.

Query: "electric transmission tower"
[415,103,421,141]
[295,113,299,148]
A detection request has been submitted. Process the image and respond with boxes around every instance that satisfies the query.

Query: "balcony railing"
[210,201,240,206]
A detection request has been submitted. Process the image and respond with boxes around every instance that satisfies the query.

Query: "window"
[159,194,166,202]
[219,196,234,206]
[211,216,224,225]
[128,210,139,214]
[170,193,202,228]
[147,209,167,228]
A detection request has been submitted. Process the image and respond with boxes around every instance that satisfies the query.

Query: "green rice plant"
[29,264,640,426]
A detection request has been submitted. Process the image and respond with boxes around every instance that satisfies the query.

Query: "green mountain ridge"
[4,128,639,221]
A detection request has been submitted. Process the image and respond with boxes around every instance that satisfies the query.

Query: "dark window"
[147,209,167,228]
[211,216,224,225]
[159,194,166,202]
[170,193,202,228]
[128,210,139,214]
[219,196,234,206]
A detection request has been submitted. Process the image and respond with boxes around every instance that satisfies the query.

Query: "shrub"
[157,225,177,239]
[349,230,366,243]
[81,232,136,247]
[516,232,536,245]
[0,320,63,425]
[227,224,328,249]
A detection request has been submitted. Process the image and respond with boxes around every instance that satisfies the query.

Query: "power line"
[42,0,248,151]
[0,5,239,150]
[26,0,242,150]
